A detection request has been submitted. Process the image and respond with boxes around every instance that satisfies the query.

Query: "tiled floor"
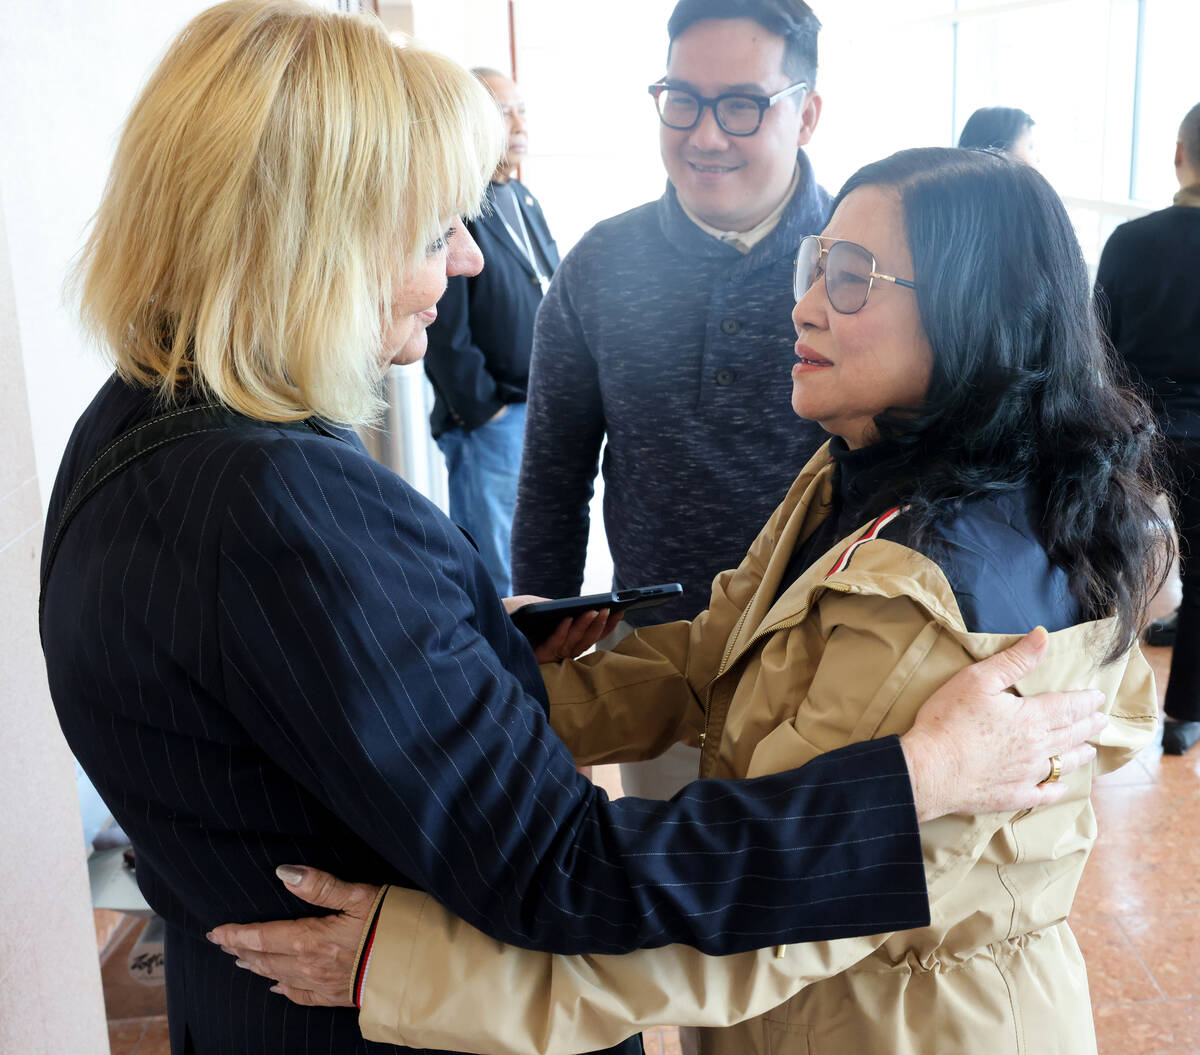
[641,1029,686,1055]
[100,645,1197,1055]
[100,913,168,1055]
[1074,644,1200,1054]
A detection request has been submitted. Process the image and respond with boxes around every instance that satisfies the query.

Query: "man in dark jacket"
[1098,101,1200,755]
[423,69,559,594]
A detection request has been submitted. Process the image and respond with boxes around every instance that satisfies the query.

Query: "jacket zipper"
[701,593,758,752]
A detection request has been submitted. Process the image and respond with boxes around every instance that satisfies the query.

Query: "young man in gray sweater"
[512,0,831,798]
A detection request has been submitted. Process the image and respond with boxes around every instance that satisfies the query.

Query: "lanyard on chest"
[494,184,550,295]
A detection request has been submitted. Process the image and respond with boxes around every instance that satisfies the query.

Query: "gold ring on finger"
[1038,754,1063,786]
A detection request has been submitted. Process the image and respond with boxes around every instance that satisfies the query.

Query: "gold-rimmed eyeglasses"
[794,234,918,314]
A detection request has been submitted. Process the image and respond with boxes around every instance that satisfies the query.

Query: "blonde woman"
[43,3,1107,1054]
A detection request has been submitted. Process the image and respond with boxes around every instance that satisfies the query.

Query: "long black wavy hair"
[835,147,1168,661]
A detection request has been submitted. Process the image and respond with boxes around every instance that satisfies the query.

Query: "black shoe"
[1144,613,1178,648]
[1162,719,1200,755]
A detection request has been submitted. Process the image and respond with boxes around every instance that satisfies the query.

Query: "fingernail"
[235,959,250,970]
[205,931,215,943]
[270,985,283,995]
[276,864,305,885]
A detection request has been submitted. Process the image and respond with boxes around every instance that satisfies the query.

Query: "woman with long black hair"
[959,105,1039,165]
[211,147,1159,1055]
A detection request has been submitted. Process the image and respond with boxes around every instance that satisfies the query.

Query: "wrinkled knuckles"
[309,874,340,906]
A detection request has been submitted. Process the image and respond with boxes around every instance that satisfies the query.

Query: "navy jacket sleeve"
[512,251,606,598]
[218,434,928,955]
[423,274,506,431]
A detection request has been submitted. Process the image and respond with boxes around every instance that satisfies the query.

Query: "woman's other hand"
[500,593,546,616]
[503,595,623,663]
[207,865,381,1008]
[900,627,1108,821]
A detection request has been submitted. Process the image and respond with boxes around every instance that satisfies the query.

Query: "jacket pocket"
[698,1017,815,1055]
[764,1021,816,1055]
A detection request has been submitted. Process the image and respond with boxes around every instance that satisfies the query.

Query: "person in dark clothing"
[1098,100,1200,754]
[423,70,559,594]
[957,106,1038,165]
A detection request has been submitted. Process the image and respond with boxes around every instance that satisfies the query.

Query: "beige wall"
[410,0,510,71]
[378,0,415,37]
[0,191,109,1052]
[2,5,220,498]
[0,3,215,1051]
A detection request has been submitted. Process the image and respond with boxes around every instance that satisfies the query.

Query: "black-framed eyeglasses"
[794,235,918,315]
[647,80,808,137]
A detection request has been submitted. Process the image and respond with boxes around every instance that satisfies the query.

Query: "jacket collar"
[123,378,361,451]
[656,149,831,275]
[1174,183,1200,208]
[826,436,902,528]
[475,178,554,279]
[718,440,949,673]
[718,447,836,665]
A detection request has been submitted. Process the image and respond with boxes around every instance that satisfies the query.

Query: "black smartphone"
[509,583,683,645]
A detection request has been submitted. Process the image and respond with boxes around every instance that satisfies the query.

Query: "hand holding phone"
[508,583,683,647]
[533,606,623,664]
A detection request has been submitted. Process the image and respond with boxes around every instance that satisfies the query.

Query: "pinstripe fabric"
[41,376,927,1054]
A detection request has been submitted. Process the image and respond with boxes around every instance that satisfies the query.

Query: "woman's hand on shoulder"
[900,627,1107,821]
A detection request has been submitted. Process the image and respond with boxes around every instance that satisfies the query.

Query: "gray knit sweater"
[512,152,832,625]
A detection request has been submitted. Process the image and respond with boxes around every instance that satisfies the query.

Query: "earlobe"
[797,92,823,148]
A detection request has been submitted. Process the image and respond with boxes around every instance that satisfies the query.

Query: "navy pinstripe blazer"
[42,376,928,1055]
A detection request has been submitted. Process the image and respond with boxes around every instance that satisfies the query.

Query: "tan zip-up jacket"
[358,447,1158,1055]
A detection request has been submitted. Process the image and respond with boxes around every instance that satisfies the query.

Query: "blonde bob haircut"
[76,0,504,425]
